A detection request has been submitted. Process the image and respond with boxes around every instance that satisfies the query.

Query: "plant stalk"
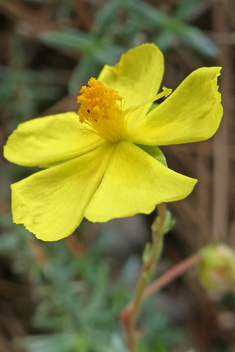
[121,203,166,352]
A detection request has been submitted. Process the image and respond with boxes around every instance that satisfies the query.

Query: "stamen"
[77,78,126,142]
[123,87,172,116]
[77,79,172,143]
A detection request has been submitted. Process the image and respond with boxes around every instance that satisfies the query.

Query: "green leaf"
[21,332,76,352]
[180,26,218,58]
[92,0,121,39]
[162,211,175,235]
[153,30,174,51]
[105,333,128,352]
[39,29,91,51]
[126,0,167,28]
[0,232,21,254]
[91,44,125,65]
[174,0,200,20]
[165,17,186,34]
[151,211,175,236]
[143,243,152,264]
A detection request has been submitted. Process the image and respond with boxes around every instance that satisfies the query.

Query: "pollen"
[77,78,172,143]
[77,78,126,142]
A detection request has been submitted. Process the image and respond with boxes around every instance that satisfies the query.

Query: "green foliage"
[0,216,179,352]
[0,0,218,122]
[0,36,63,124]
[37,0,217,93]
[174,0,200,20]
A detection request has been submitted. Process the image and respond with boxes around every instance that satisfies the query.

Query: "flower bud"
[198,243,235,294]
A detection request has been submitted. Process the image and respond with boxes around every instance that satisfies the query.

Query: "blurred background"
[0,0,235,351]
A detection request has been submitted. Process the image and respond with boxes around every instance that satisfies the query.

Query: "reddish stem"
[143,253,202,300]
[121,253,202,330]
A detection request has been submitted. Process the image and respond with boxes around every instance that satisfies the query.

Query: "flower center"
[77,78,172,143]
[77,78,126,143]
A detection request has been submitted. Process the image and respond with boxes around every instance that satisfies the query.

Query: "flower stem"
[143,253,202,300]
[120,205,203,352]
[121,203,167,352]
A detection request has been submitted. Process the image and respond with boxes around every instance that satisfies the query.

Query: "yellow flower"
[4,44,223,241]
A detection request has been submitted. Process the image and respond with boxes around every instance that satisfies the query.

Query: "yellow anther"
[77,78,126,142]
[77,78,123,122]
[77,79,172,143]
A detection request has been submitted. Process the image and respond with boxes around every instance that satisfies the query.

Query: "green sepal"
[143,242,152,264]
[151,210,175,235]
[136,144,167,167]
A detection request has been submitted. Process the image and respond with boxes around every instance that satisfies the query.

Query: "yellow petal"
[98,44,164,126]
[11,143,114,241]
[128,67,223,145]
[4,112,102,167]
[85,141,197,222]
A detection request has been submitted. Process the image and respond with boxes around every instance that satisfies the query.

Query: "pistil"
[77,78,172,143]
